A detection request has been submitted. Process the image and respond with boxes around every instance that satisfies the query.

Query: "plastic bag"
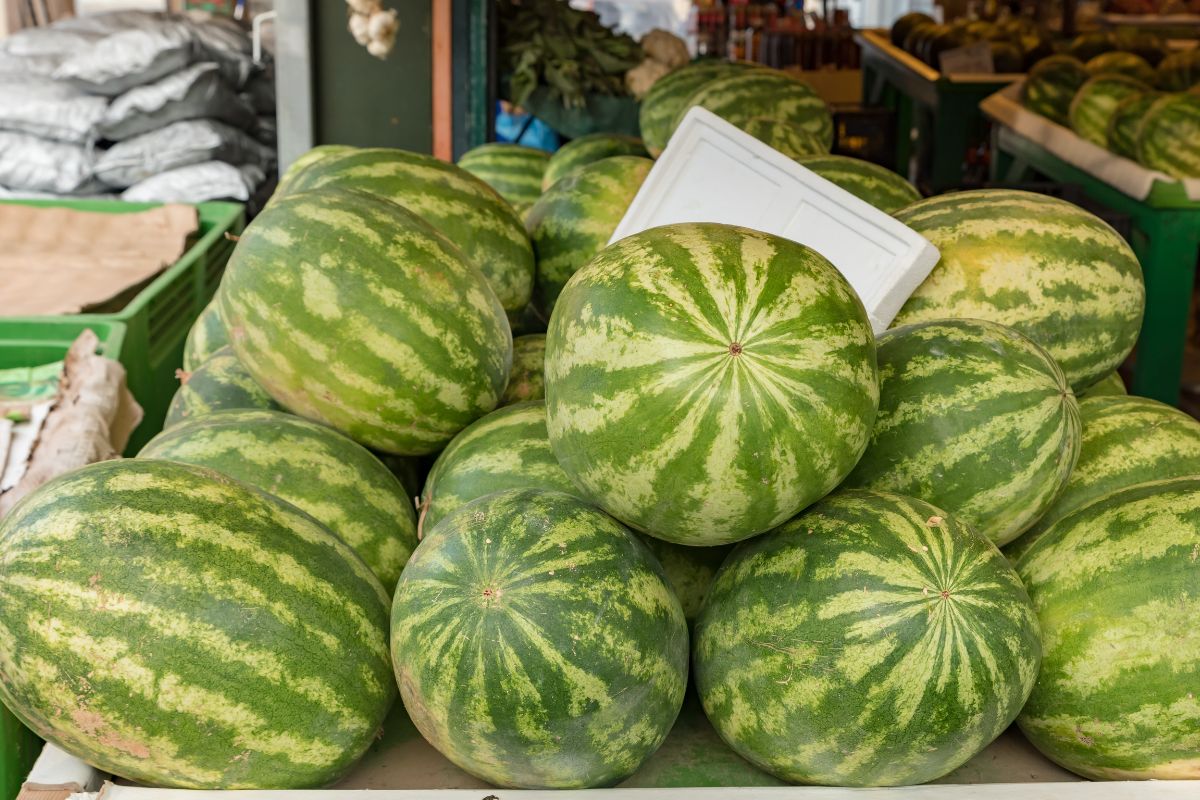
[53,21,199,97]
[0,76,107,145]
[95,119,276,188]
[98,63,258,142]
[121,161,265,203]
[0,131,97,194]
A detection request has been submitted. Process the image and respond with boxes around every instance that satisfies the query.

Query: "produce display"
[889,12,1054,71]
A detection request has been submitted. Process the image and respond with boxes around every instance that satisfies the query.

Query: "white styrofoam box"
[608,107,940,334]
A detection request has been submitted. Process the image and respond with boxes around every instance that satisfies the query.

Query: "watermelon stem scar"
[729,342,743,356]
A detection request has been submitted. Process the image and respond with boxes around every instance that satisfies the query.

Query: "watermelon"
[541,134,649,191]
[182,298,228,372]
[1078,370,1125,398]
[1021,56,1090,126]
[525,155,653,317]
[890,12,935,48]
[219,187,511,456]
[843,319,1080,547]
[1014,477,1200,780]
[738,117,828,159]
[545,222,878,546]
[673,69,833,152]
[501,334,545,406]
[1156,49,1200,92]
[695,489,1041,786]
[391,487,689,788]
[640,61,757,156]
[1067,32,1116,63]
[165,345,280,429]
[275,144,353,196]
[419,400,577,536]
[1085,51,1156,85]
[139,409,419,590]
[638,537,729,624]
[0,459,394,789]
[892,190,1145,393]
[457,143,549,211]
[1005,395,1200,563]
[280,147,534,314]
[797,154,921,213]
[1106,91,1160,159]
[1069,75,1151,146]
[1136,93,1200,179]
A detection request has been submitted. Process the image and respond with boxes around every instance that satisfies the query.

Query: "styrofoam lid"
[609,107,940,334]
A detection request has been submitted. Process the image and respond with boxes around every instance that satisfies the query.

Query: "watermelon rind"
[457,143,549,211]
[797,154,921,213]
[165,345,280,429]
[181,298,228,372]
[541,134,649,191]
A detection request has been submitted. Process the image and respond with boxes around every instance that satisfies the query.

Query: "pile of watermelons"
[890,11,1055,72]
[0,54,1196,794]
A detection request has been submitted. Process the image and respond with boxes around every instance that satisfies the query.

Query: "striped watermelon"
[0,459,394,789]
[275,144,353,196]
[219,187,511,456]
[638,537,730,624]
[280,147,534,314]
[1005,395,1200,563]
[1136,93,1200,179]
[892,190,1145,392]
[695,490,1041,786]
[457,143,549,212]
[1085,51,1156,84]
[545,222,878,546]
[165,345,279,429]
[501,334,545,406]
[139,409,419,590]
[391,487,689,788]
[843,319,1080,547]
[1156,49,1200,92]
[182,298,228,372]
[1069,75,1151,146]
[673,69,833,151]
[1014,477,1200,779]
[542,134,649,191]
[1106,91,1160,159]
[739,117,828,159]
[525,155,653,317]
[797,154,921,213]
[640,61,758,156]
[1078,370,1125,398]
[1021,56,1089,126]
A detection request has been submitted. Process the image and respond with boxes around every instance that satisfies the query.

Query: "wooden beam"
[432,0,453,161]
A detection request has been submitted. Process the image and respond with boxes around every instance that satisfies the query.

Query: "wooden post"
[432,0,453,161]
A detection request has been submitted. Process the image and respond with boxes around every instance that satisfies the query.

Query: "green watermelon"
[280,147,534,314]
[843,319,1080,547]
[739,117,828,159]
[1156,49,1200,92]
[139,409,418,590]
[542,134,649,191]
[165,345,280,429]
[457,143,549,211]
[391,487,688,788]
[695,490,1041,786]
[1136,93,1200,179]
[182,298,228,372]
[1069,75,1151,146]
[275,144,353,196]
[1005,395,1200,563]
[1106,91,1160,159]
[1078,370,1126,398]
[892,189,1145,393]
[1067,31,1116,63]
[797,154,921,213]
[891,12,935,48]
[638,537,729,624]
[501,334,545,406]
[1021,56,1090,126]
[1014,477,1200,780]
[0,459,394,789]
[525,155,653,317]
[219,187,511,456]
[545,222,878,546]
[640,61,757,156]
[673,69,833,151]
[1085,51,1156,84]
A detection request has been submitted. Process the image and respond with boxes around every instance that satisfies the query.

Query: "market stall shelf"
[982,84,1200,406]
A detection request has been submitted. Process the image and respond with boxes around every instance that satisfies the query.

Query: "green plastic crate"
[0,317,126,800]
[0,200,245,452]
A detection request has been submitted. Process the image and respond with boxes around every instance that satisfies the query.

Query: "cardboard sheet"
[0,203,198,315]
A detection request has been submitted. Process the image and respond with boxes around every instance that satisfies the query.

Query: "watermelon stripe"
[457,143,549,210]
[0,460,393,789]
[739,118,828,160]
[695,490,1040,786]
[1069,75,1149,146]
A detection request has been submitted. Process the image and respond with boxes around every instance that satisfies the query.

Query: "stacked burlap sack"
[0,11,276,204]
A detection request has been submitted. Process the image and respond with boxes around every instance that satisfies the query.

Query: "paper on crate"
[609,108,940,334]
